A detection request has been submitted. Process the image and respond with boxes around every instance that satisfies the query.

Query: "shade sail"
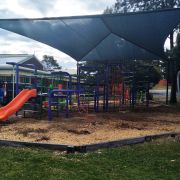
[0,8,179,62]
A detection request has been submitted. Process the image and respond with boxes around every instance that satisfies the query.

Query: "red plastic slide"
[0,89,37,121]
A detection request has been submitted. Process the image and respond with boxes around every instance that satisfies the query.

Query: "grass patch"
[0,138,179,179]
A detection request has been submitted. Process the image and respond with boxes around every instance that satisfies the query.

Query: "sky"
[0,0,116,72]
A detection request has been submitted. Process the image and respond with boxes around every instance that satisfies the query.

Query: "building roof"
[0,54,35,65]
[0,54,44,71]
[62,68,77,75]
[0,8,179,62]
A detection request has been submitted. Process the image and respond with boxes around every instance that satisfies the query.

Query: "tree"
[81,59,161,87]
[104,0,180,103]
[105,0,180,13]
[41,55,61,71]
[168,33,180,103]
[104,0,131,13]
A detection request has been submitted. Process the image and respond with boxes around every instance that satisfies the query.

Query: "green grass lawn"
[0,138,179,180]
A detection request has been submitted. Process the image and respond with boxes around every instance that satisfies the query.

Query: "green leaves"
[41,55,61,71]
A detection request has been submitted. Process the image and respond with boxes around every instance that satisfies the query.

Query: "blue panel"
[94,33,158,61]
[0,19,93,60]
[63,18,110,46]
[0,8,179,62]
[81,48,101,62]
[103,9,180,58]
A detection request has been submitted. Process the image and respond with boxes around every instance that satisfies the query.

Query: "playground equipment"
[0,58,150,121]
[0,61,83,120]
[0,61,151,122]
[0,8,179,108]
[77,63,150,114]
[77,65,109,112]
[47,88,81,121]
[6,62,37,96]
[0,89,37,121]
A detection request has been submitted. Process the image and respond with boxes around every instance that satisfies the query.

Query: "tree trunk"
[169,32,177,104]
[170,59,177,104]
[170,32,174,49]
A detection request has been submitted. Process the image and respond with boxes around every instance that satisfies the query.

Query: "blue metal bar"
[16,64,19,95]
[122,81,125,105]
[66,95,69,118]
[52,70,73,108]
[48,89,82,120]
[105,65,109,112]
[95,74,99,112]
[131,75,136,108]
[51,71,72,89]
[48,88,52,122]
[146,80,150,108]
[6,62,37,94]
[52,89,82,93]
[77,63,81,108]
[103,82,106,111]
[79,65,103,112]
[94,90,97,112]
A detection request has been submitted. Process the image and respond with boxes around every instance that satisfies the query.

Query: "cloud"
[46,0,116,17]
[0,9,22,18]
[0,0,116,18]
[0,0,116,70]
[0,0,43,18]
[85,0,116,12]
[18,0,55,16]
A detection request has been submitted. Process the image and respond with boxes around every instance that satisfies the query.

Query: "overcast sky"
[0,0,116,72]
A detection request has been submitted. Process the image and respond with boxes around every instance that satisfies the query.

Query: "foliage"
[0,138,179,179]
[125,60,162,85]
[164,33,180,103]
[172,33,180,70]
[41,55,61,71]
[82,60,161,86]
[104,0,180,103]
[168,33,180,103]
[104,0,180,13]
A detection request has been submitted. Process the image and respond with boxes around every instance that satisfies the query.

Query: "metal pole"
[66,95,69,118]
[146,81,150,108]
[77,63,80,107]
[105,64,109,112]
[103,82,106,111]
[15,64,19,95]
[12,65,15,98]
[69,75,72,106]
[96,75,99,112]
[94,90,96,112]
[34,68,37,89]
[132,77,135,109]
[122,81,125,105]
[48,89,52,122]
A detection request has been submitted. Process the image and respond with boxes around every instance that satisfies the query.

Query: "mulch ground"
[0,105,179,145]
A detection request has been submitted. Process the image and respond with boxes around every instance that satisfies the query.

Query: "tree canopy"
[41,55,61,71]
[104,0,180,104]
[104,0,180,14]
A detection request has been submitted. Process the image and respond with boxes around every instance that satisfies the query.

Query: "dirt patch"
[35,136,50,142]
[0,105,179,145]
[115,122,147,130]
[16,128,48,137]
[67,129,91,135]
